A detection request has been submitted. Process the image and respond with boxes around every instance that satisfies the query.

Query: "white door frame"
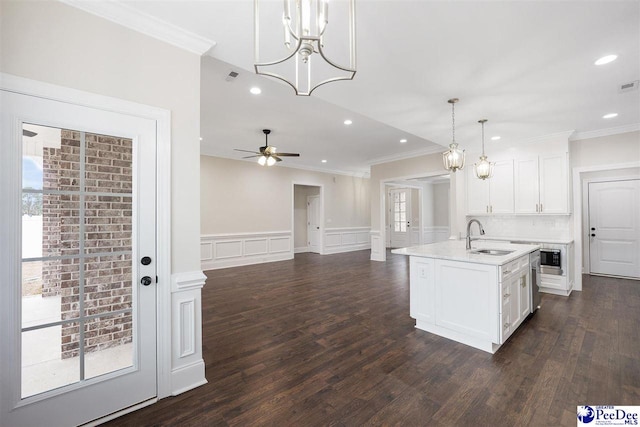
[572,160,640,291]
[375,172,449,262]
[386,186,416,249]
[291,181,324,254]
[585,176,640,277]
[0,73,173,399]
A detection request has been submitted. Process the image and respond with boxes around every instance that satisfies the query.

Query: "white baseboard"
[171,359,207,396]
[201,231,293,271]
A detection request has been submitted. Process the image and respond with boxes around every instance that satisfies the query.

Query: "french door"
[0,90,157,426]
[389,188,411,248]
[589,179,640,279]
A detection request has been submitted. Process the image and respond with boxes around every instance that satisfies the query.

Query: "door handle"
[591,233,596,237]
[316,226,320,230]
[591,227,595,231]
[141,276,153,286]
[141,256,152,265]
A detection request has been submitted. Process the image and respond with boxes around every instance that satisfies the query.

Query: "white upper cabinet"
[466,160,514,215]
[539,153,569,214]
[515,153,569,214]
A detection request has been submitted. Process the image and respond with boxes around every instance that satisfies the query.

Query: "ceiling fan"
[234,129,300,166]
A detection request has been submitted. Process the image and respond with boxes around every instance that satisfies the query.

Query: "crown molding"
[200,149,371,179]
[570,123,640,141]
[59,0,216,56]
[367,145,444,166]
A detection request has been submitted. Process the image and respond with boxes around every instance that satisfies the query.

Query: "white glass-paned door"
[1,90,157,427]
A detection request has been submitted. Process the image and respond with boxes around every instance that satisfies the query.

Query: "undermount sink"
[471,249,514,256]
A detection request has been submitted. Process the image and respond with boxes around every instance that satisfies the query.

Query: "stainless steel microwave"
[540,249,562,275]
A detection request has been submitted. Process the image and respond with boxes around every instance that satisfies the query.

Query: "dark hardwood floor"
[106,250,640,426]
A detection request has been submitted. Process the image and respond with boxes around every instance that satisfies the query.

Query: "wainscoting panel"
[324,227,371,255]
[170,271,207,396]
[201,232,293,270]
[370,230,384,261]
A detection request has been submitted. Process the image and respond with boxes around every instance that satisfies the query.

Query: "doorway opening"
[384,175,450,250]
[293,184,322,254]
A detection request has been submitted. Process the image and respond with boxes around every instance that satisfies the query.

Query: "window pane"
[85,195,132,254]
[84,313,133,380]
[85,133,132,194]
[22,260,80,329]
[84,254,132,317]
[40,194,81,258]
[400,192,406,202]
[401,223,407,232]
[22,323,80,398]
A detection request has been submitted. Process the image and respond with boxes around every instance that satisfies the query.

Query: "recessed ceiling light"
[594,55,618,66]
[343,119,353,125]
[400,139,407,143]
[602,113,618,119]
[199,137,203,141]
[321,159,327,163]
[249,87,262,95]
[491,136,501,141]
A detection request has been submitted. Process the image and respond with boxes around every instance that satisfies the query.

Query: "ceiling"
[74,1,640,175]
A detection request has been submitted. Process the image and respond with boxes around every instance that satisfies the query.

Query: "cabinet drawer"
[540,273,567,290]
[500,260,519,280]
[500,311,511,344]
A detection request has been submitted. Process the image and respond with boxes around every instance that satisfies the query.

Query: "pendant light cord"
[481,121,485,156]
[451,102,456,144]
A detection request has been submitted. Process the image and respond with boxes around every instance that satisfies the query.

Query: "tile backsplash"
[467,215,573,240]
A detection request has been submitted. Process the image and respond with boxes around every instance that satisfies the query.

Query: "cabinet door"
[466,167,490,215]
[539,153,568,214]
[514,157,540,213]
[490,160,515,214]
[519,271,531,319]
[410,257,435,324]
[508,276,523,333]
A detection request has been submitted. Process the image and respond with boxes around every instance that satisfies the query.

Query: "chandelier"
[474,119,494,180]
[254,0,357,96]
[442,98,465,172]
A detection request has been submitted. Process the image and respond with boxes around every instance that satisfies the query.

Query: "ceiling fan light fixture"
[442,98,465,172]
[258,155,267,166]
[266,156,277,166]
[254,0,357,96]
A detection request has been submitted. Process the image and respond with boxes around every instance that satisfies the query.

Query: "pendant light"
[442,98,465,172]
[254,0,357,96]
[474,119,494,180]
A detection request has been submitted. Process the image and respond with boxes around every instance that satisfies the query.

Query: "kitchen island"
[392,240,540,353]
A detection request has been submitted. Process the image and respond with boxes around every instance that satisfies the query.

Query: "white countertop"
[391,240,540,266]
[478,235,574,245]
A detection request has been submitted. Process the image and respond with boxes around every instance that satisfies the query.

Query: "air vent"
[225,70,239,82]
[619,80,639,93]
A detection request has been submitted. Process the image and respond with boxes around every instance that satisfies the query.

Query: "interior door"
[307,195,320,253]
[389,188,411,248]
[589,180,640,279]
[0,90,157,426]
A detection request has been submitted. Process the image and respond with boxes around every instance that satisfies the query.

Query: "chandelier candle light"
[254,0,357,96]
[442,98,465,172]
[474,119,494,180]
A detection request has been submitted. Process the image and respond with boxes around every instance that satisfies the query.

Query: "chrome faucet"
[466,219,485,250]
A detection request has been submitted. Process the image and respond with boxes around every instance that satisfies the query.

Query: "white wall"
[433,182,450,226]
[201,156,370,234]
[0,1,202,274]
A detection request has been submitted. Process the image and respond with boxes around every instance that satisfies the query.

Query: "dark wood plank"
[104,251,640,427]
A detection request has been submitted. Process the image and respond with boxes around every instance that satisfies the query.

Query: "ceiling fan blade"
[242,155,261,159]
[23,129,38,137]
[274,156,283,162]
[275,153,300,157]
[234,149,261,154]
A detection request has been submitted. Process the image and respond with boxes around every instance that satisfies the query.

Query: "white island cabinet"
[394,240,539,354]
